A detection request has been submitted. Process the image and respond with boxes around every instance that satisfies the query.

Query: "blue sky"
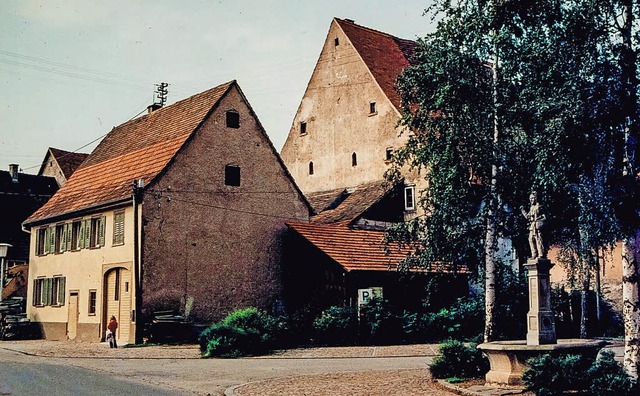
[0,0,437,173]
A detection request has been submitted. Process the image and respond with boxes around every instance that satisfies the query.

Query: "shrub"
[199,307,280,358]
[358,299,402,345]
[523,351,637,396]
[429,340,489,379]
[312,305,356,345]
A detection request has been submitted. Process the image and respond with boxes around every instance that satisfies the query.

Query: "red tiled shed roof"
[310,181,390,224]
[288,221,411,272]
[26,81,234,224]
[336,18,417,110]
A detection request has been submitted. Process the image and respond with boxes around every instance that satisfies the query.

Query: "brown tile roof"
[26,81,234,224]
[306,187,346,213]
[336,18,417,111]
[310,181,391,224]
[46,148,89,179]
[288,221,410,272]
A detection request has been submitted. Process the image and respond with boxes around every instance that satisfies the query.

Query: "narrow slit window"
[88,290,97,315]
[300,121,307,135]
[225,165,241,186]
[309,161,314,175]
[385,148,393,162]
[334,37,339,46]
[352,152,357,167]
[370,101,376,114]
[226,110,240,128]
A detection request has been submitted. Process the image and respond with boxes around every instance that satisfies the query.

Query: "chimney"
[147,103,162,114]
[9,164,18,183]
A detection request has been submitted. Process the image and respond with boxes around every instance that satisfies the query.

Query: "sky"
[0,0,438,174]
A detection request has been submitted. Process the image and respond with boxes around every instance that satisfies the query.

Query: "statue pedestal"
[524,258,556,345]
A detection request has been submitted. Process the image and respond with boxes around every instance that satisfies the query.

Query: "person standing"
[107,316,118,348]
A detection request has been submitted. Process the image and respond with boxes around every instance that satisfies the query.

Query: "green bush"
[429,340,489,379]
[199,307,281,358]
[312,305,356,345]
[358,299,402,345]
[523,351,637,396]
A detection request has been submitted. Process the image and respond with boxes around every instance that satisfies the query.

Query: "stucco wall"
[141,84,309,324]
[280,20,413,194]
[26,205,135,341]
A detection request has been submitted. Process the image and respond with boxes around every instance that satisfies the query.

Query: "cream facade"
[26,205,137,343]
[280,19,418,195]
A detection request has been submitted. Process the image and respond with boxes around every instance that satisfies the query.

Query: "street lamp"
[0,243,12,302]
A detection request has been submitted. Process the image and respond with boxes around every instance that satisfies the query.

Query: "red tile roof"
[310,181,391,224]
[26,81,234,224]
[336,18,417,110]
[43,148,89,179]
[288,221,410,272]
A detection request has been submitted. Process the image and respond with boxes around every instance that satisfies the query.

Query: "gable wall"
[280,20,412,194]
[141,84,309,324]
[39,154,66,187]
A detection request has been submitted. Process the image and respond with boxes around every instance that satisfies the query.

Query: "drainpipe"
[133,179,144,344]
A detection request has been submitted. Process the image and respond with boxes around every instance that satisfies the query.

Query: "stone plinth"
[478,339,607,389]
[525,258,556,345]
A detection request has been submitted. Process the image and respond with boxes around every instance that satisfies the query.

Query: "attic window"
[369,101,377,115]
[225,165,241,186]
[351,152,357,167]
[226,111,240,128]
[334,37,339,46]
[385,148,393,162]
[300,121,307,135]
[404,185,416,211]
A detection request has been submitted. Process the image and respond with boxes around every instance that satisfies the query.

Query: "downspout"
[133,179,143,344]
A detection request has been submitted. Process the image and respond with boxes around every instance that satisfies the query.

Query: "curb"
[436,380,529,396]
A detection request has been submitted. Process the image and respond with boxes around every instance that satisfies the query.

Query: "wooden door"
[67,292,79,340]
[105,268,131,343]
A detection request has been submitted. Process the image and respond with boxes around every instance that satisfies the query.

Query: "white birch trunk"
[622,231,640,381]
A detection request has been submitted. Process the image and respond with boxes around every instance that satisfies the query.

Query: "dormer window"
[226,110,240,128]
[404,185,416,211]
[300,121,307,135]
[369,101,377,115]
[224,165,241,186]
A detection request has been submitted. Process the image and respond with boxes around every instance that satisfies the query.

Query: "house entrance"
[67,291,79,340]
[104,267,132,343]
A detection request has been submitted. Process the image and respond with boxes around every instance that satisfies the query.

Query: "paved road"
[0,347,431,395]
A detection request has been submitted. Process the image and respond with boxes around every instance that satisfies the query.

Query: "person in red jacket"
[107,316,118,348]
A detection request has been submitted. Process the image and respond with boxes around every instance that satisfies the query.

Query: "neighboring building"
[38,147,89,187]
[285,181,469,313]
[280,17,422,204]
[0,165,58,299]
[23,81,310,343]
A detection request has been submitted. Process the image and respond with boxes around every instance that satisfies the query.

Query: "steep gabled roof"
[39,148,89,179]
[26,81,235,224]
[335,18,417,110]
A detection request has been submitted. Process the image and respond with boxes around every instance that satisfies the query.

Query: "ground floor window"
[88,290,97,315]
[32,276,66,306]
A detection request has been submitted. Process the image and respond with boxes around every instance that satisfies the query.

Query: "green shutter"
[48,226,56,254]
[98,216,106,247]
[64,223,72,251]
[43,228,50,254]
[44,278,53,306]
[60,224,67,252]
[32,280,37,306]
[58,277,66,305]
[78,221,85,249]
[35,229,41,255]
[83,219,91,248]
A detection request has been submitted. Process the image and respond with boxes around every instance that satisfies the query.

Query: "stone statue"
[521,191,547,259]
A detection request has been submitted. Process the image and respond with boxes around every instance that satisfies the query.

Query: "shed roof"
[26,81,235,224]
[309,180,391,224]
[335,18,417,110]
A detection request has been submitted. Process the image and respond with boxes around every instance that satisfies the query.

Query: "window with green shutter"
[83,219,91,248]
[113,211,125,245]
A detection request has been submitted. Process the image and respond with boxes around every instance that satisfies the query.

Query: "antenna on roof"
[154,82,169,108]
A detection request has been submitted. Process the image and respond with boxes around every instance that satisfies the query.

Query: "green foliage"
[429,340,489,379]
[523,351,637,395]
[312,305,357,345]
[358,299,403,345]
[199,307,281,358]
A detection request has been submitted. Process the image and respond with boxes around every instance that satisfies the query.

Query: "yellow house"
[23,80,310,343]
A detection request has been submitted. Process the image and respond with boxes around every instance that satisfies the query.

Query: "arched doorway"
[103,267,132,343]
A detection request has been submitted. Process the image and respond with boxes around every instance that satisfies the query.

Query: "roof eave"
[24,196,131,228]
